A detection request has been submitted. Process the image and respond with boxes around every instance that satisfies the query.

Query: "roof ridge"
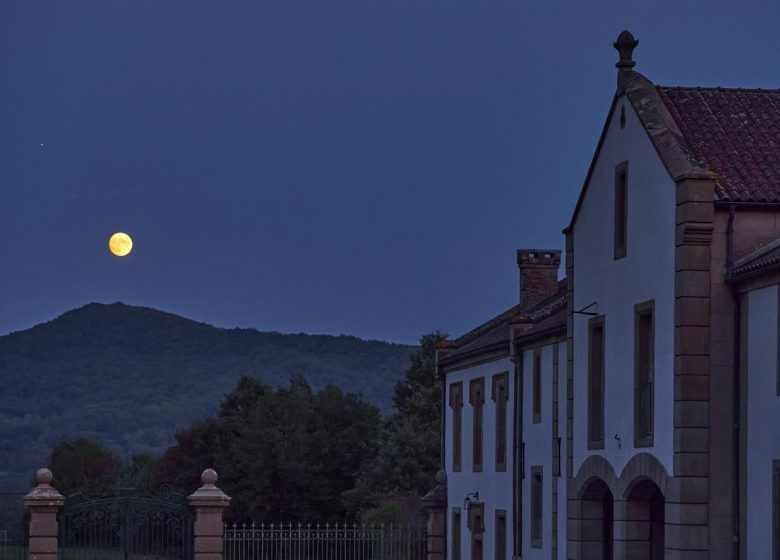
[657,85,780,94]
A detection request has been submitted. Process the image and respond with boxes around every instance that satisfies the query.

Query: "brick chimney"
[517,249,561,310]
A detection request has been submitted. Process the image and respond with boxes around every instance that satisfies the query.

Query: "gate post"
[422,470,447,560]
[188,469,230,560]
[24,468,64,560]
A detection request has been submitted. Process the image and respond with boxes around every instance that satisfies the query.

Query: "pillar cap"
[24,468,65,506]
[188,469,230,507]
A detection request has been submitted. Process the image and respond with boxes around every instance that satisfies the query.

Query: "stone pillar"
[422,470,447,560]
[188,469,231,560]
[24,468,64,560]
[670,174,715,558]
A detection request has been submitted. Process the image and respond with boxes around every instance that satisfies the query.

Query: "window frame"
[469,501,484,560]
[449,382,464,472]
[532,348,542,424]
[452,508,462,560]
[634,300,655,448]
[470,377,485,472]
[495,509,507,560]
[588,315,606,449]
[530,466,543,548]
[491,372,509,472]
[614,161,628,260]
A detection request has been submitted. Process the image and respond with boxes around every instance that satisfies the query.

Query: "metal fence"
[0,528,28,560]
[223,522,426,560]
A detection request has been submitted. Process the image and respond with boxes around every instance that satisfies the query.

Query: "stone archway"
[614,479,665,559]
[579,479,614,560]
[614,453,670,560]
[569,456,619,560]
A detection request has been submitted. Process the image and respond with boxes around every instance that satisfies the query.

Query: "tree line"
[46,333,445,523]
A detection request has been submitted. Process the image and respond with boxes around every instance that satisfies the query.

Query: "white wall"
[571,96,676,478]
[745,285,780,559]
[520,341,567,559]
[445,357,514,560]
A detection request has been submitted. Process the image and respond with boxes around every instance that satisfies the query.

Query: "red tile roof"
[729,234,780,280]
[658,87,780,202]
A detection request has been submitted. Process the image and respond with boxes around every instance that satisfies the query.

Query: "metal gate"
[59,476,193,560]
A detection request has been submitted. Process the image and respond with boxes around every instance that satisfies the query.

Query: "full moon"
[108,232,133,257]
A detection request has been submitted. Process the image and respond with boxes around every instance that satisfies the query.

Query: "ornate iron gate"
[59,475,193,560]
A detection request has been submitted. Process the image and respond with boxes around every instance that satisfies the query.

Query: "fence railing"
[223,522,426,560]
[0,528,28,560]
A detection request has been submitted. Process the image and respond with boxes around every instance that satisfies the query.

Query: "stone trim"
[617,453,670,499]
[532,348,542,424]
[449,381,464,473]
[614,160,629,260]
[634,299,655,448]
[469,378,485,473]
[672,175,715,557]
[531,466,543,548]
[587,315,606,450]
[573,455,619,499]
[491,372,509,472]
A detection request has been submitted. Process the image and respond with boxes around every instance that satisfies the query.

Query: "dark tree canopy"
[155,376,382,522]
[47,438,121,498]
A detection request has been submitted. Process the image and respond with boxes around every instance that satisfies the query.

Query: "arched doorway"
[580,479,614,560]
[624,479,665,559]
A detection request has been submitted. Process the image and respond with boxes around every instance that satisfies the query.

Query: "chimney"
[517,249,561,311]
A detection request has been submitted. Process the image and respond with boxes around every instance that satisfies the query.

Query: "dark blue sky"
[2,1,779,344]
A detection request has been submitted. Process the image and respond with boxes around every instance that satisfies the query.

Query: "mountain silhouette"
[0,302,413,480]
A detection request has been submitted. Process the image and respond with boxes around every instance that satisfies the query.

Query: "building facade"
[435,30,780,560]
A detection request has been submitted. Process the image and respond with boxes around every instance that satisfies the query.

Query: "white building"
[434,30,780,560]
[437,250,566,560]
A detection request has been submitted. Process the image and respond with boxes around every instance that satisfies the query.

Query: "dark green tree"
[47,438,121,497]
[348,332,447,516]
[156,376,381,521]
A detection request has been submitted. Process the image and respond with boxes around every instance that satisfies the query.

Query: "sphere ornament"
[201,469,218,486]
[35,468,53,485]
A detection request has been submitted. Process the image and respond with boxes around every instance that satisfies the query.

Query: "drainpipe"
[726,204,740,560]
[511,346,524,558]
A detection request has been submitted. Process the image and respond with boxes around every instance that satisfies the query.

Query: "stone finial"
[613,30,639,69]
[24,468,64,505]
[188,468,230,506]
[422,470,447,507]
[36,468,53,484]
[201,468,218,486]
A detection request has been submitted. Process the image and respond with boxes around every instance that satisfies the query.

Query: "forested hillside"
[0,303,412,479]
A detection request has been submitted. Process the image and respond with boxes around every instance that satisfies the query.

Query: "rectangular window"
[634,301,655,447]
[492,372,509,471]
[470,378,485,472]
[452,508,461,560]
[531,466,543,548]
[533,348,542,423]
[468,502,484,560]
[614,161,628,259]
[588,316,605,449]
[775,461,780,560]
[449,382,464,472]
[495,510,507,560]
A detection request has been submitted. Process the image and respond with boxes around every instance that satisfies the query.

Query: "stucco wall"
[445,357,514,560]
[520,341,567,559]
[745,285,780,559]
[571,95,676,478]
